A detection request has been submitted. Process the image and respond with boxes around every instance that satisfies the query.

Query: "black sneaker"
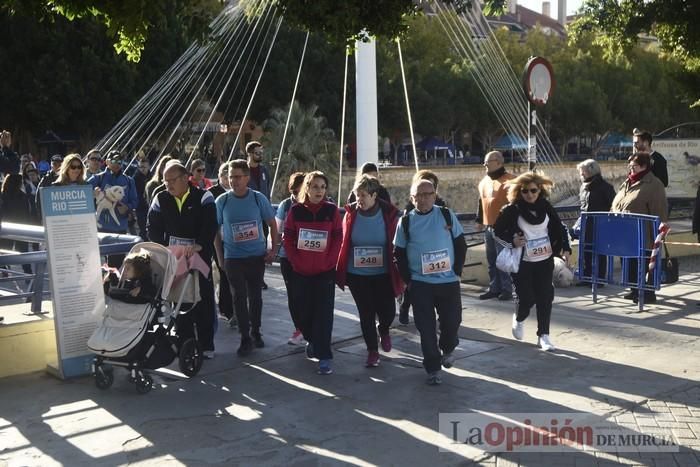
[252,333,265,348]
[237,337,253,357]
[479,291,499,300]
[498,292,512,301]
[305,342,315,359]
[426,371,442,385]
[261,281,268,290]
[633,293,657,304]
[398,309,409,325]
[623,290,638,300]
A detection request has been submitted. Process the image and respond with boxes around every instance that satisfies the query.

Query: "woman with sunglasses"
[53,154,88,186]
[494,172,567,351]
[188,159,212,190]
[283,171,342,375]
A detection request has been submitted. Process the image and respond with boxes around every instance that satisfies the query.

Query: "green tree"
[570,0,700,105]
[262,101,339,201]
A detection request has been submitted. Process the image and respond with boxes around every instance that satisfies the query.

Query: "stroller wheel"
[179,338,203,377]
[135,374,153,394]
[95,365,114,390]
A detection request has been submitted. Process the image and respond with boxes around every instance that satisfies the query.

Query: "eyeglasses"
[521,188,540,194]
[164,175,185,184]
[69,164,83,170]
[414,191,436,198]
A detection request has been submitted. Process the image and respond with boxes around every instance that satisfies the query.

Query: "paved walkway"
[0,262,699,466]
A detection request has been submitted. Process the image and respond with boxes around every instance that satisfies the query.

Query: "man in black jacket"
[575,159,616,286]
[147,161,218,358]
[633,128,668,187]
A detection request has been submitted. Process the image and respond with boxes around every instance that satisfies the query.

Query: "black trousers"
[513,257,554,337]
[291,271,335,360]
[279,257,302,329]
[224,256,265,338]
[410,280,462,374]
[176,271,216,352]
[346,273,395,351]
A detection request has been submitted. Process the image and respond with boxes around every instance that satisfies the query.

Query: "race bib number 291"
[298,228,329,252]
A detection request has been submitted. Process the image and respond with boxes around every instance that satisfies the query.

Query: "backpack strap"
[439,206,454,238]
[400,213,411,242]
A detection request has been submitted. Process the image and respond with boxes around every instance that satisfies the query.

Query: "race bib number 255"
[298,228,329,252]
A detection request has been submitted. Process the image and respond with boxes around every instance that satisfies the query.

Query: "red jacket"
[336,199,405,297]
[283,200,343,277]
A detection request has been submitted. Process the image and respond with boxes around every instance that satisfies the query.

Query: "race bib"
[169,236,195,246]
[421,249,452,275]
[353,246,384,268]
[526,236,552,260]
[298,228,328,252]
[232,221,259,243]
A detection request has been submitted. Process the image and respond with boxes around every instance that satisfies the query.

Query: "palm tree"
[262,101,340,202]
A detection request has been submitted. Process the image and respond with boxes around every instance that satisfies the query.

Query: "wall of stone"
[339,161,629,212]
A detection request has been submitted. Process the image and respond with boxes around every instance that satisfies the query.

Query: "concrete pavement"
[1,261,699,466]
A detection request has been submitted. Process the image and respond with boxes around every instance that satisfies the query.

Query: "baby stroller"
[88,242,203,394]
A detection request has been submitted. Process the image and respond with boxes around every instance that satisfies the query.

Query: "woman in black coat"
[494,172,566,352]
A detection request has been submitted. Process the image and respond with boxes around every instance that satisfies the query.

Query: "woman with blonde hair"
[53,154,87,186]
[494,172,567,351]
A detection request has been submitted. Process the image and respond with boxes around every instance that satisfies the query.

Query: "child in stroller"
[104,250,156,304]
[89,242,204,394]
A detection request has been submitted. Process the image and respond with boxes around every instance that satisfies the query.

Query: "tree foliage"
[0,0,220,61]
[569,0,700,105]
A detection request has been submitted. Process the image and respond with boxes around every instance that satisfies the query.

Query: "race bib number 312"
[298,228,329,252]
[421,249,452,275]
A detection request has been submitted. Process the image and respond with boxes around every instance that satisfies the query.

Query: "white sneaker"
[511,315,524,341]
[538,334,556,352]
[287,329,305,345]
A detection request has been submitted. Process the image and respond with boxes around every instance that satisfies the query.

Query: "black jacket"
[494,198,568,256]
[580,174,615,213]
[147,184,218,264]
[651,151,668,188]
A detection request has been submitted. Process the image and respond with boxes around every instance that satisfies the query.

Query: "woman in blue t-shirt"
[336,175,404,367]
[275,172,306,345]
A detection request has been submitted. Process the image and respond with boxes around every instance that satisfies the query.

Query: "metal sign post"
[523,57,555,172]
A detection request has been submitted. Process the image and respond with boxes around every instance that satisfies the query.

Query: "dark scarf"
[487,166,506,180]
[516,197,548,225]
[627,168,650,185]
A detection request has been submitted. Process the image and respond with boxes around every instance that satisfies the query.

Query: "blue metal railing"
[0,222,141,314]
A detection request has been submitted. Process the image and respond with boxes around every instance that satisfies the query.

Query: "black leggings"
[512,257,554,337]
[346,273,395,351]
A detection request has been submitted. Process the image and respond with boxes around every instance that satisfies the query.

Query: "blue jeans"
[485,227,512,294]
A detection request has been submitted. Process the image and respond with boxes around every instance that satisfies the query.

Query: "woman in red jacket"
[337,175,404,367]
[283,171,342,375]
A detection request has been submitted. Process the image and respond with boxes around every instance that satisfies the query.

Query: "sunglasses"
[521,188,540,194]
[69,164,83,170]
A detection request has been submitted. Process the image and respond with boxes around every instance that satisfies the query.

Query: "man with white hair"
[393,179,467,385]
[476,150,515,301]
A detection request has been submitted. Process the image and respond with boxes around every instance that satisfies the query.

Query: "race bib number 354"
[421,249,452,275]
[233,221,259,242]
[298,228,329,252]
